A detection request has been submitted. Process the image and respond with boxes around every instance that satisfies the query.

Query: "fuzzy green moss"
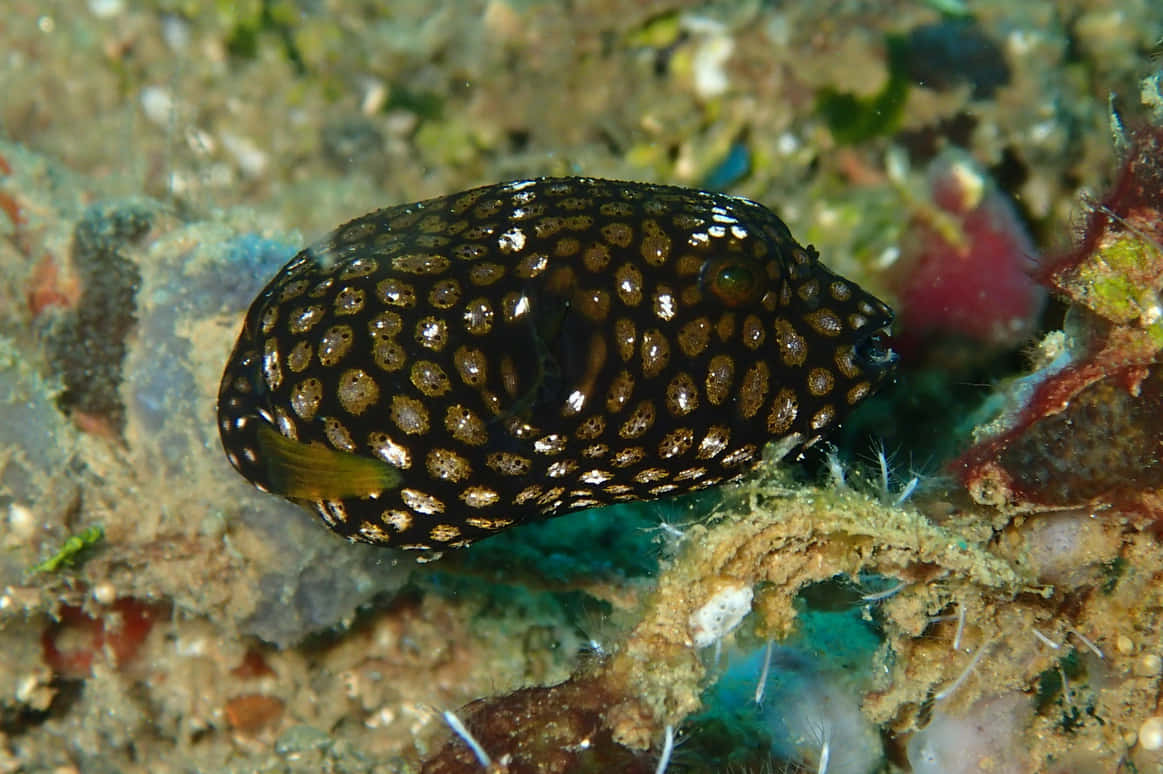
[1075,235,1161,327]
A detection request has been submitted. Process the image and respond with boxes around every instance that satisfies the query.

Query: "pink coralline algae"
[888,150,1045,357]
[956,123,1163,514]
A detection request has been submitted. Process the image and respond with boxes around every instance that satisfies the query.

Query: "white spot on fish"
[566,389,587,413]
[498,227,526,253]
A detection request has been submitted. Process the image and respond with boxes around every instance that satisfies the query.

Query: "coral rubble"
[957,122,1163,514]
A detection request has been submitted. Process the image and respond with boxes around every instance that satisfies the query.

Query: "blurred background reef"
[1,1,1163,772]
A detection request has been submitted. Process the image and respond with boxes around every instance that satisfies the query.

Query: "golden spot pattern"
[614,318,636,362]
[808,367,835,397]
[640,329,670,379]
[678,317,710,357]
[411,360,451,397]
[391,395,430,435]
[453,347,488,387]
[377,278,416,307]
[615,263,644,307]
[262,338,282,390]
[739,362,770,419]
[428,279,462,309]
[665,372,699,417]
[414,316,448,351]
[487,451,532,476]
[288,304,325,334]
[369,431,411,469]
[323,417,355,452]
[318,325,353,367]
[619,400,656,439]
[337,369,379,415]
[334,286,366,316]
[373,339,406,372]
[607,369,635,413]
[291,378,323,420]
[287,340,312,373]
[462,486,500,508]
[427,448,472,482]
[445,404,487,446]
[463,298,494,335]
[429,524,461,542]
[219,177,895,549]
[705,354,733,406]
[658,427,694,459]
[572,416,605,442]
[767,388,798,434]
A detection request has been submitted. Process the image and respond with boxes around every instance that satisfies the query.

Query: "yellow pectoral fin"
[256,424,402,501]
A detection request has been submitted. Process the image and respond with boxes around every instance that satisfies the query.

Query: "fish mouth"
[853,326,898,376]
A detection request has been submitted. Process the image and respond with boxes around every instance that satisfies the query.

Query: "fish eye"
[703,258,765,307]
[853,329,897,372]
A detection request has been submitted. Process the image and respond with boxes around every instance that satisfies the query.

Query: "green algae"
[1074,234,1162,326]
[816,36,911,145]
[625,11,681,49]
[30,524,104,575]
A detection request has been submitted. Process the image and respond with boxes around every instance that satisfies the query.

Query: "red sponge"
[890,151,1045,357]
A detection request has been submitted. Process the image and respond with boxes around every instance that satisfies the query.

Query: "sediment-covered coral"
[45,201,152,437]
[418,462,1025,769]
[907,692,1030,774]
[957,119,1163,514]
[421,676,655,774]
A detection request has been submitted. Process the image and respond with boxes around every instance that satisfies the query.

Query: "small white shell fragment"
[220,132,269,178]
[88,0,125,18]
[7,502,37,541]
[92,581,117,606]
[689,580,752,648]
[1139,716,1163,750]
[140,86,175,128]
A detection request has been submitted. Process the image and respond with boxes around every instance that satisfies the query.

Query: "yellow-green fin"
[256,424,402,500]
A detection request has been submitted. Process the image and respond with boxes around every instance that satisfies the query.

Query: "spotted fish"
[218,178,895,551]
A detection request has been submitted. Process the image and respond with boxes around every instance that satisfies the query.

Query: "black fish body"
[218,178,895,550]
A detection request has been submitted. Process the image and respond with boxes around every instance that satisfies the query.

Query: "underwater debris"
[957,120,1163,512]
[420,674,656,774]
[218,177,896,551]
[224,693,285,734]
[41,597,163,679]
